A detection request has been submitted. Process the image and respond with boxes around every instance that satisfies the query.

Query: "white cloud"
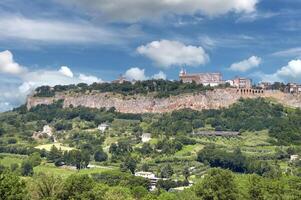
[0,15,129,45]
[271,47,301,58]
[59,66,74,78]
[58,0,258,22]
[124,67,167,81]
[124,67,147,81]
[0,50,26,75]
[152,71,167,80]
[236,11,279,23]
[229,56,261,72]
[0,50,103,111]
[137,40,209,69]
[79,74,102,85]
[259,59,301,83]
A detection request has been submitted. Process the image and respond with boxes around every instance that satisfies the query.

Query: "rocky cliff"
[26,89,301,113]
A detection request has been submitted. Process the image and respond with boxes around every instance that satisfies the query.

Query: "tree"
[194,168,239,200]
[120,157,137,174]
[0,171,29,200]
[28,152,42,167]
[94,149,108,162]
[182,166,190,181]
[21,161,34,176]
[104,186,134,200]
[248,175,264,200]
[60,174,95,200]
[47,145,62,163]
[131,186,148,200]
[160,164,174,179]
[31,173,63,200]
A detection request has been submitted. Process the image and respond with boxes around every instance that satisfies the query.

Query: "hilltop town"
[26,69,301,114]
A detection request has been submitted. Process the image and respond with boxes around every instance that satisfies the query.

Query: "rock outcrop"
[26,89,301,113]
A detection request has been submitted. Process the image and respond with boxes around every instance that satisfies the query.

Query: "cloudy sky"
[0,0,301,111]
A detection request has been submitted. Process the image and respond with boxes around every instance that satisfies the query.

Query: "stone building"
[232,77,252,89]
[285,83,301,93]
[258,82,272,90]
[112,75,127,84]
[179,69,223,86]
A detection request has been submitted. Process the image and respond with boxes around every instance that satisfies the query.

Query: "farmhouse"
[141,133,152,143]
[98,123,109,133]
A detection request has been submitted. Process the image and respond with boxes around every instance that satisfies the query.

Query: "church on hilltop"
[179,69,252,89]
[179,69,223,87]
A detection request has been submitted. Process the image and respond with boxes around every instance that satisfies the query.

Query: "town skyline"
[1,0,301,111]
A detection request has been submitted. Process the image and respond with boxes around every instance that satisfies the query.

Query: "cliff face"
[26,89,301,113]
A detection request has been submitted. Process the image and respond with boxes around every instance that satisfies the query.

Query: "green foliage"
[160,164,174,178]
[197,145,247,173]
[30,173,63,200]
[94,148,108,162]
[0,170,29,200]
[248,175,265,200]
[194,168,239,200]
[21,160,34,176]
[156,139,183,154]
[92,171,150,189]
[28,152,42,167]
[60,174,95,200]
[34,80,217,98]
[120,157,137,174]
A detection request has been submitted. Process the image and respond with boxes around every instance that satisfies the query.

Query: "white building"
[98,123,109,133]
[290,155,299,161]
[141,133,152,143]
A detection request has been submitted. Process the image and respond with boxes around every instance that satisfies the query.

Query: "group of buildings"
[179,69,252,89]
[179,69,301,93]
[110,69,301,93]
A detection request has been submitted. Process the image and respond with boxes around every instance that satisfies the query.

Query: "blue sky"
[0,0,301,111]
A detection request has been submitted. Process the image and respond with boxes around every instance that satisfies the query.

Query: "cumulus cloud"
[124,67,147,81]
[229,56,261,72]
[57,0,258,22]
[79,74,102,85]
[137,40,209,69]
[0,50,103,111]
[59,66,74,77]
[0,50,26,75]
[124,67,167,81]
[152,71,167,80]
[259,59,301,83]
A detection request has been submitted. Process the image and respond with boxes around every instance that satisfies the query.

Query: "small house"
[98,123,109,133]
[141,133,152,143]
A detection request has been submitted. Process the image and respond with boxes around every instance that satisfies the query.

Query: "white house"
[135,171,156,179]
[141,133,151,143]
[290,155,299,161]
[98,123,109,133]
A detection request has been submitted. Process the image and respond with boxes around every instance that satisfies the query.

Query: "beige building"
[179,69,223,86]
[285,83,301,93]
[232,77,252,89]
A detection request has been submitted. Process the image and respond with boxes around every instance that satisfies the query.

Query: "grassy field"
[175,144,204,157]
[0,153,26,167]
[35,143,75,151]
[34,163,117,178]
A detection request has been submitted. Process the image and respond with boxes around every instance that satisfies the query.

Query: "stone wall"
[26,88,301,114]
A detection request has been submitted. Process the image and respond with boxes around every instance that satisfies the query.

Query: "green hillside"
[1,98,301,199]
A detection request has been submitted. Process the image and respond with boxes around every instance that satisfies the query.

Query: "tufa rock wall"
[26,89,301,113]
